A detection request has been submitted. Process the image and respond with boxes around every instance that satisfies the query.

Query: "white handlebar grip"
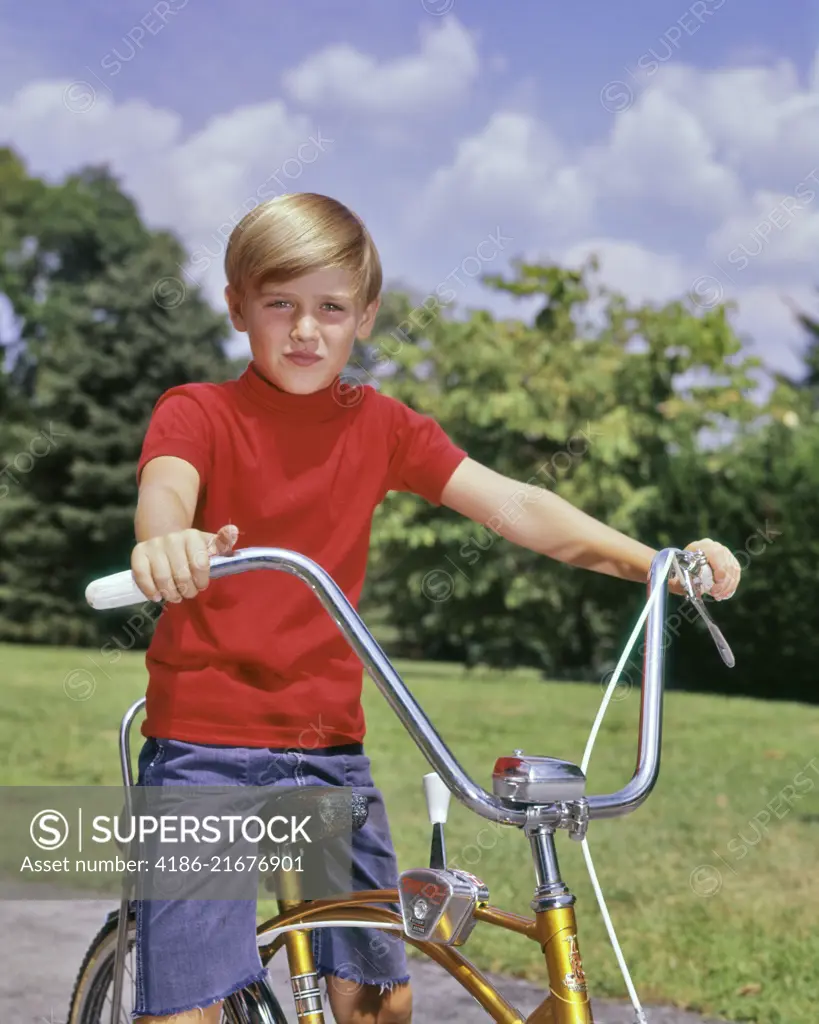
[423,772,451,825]
[85,570,151,610]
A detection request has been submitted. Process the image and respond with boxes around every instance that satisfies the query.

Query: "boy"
[130,193,740,1023]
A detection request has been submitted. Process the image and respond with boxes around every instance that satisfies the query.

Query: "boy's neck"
[240,361,353,421]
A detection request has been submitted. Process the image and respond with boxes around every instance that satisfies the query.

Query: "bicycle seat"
[492,753,586,805]
[260,787,370,845]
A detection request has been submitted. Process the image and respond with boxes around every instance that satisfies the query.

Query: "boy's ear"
[224,286,247,332]
[356,297,380,340]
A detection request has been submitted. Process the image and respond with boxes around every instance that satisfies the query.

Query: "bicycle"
[69,545,733,1024]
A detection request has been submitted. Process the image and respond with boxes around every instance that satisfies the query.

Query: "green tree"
[0,151,231,645]
[364,259,765,683]
[346,283,427,388]
[654,346,819,702]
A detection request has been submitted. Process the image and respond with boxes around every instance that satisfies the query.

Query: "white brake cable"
[578,549,677,1024]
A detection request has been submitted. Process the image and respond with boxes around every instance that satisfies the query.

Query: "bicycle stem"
[198,545,681,825]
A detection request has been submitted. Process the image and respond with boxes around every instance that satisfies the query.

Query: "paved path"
[0,897,731,1023]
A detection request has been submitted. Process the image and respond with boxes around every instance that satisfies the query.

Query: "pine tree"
[0,152,231,645]
[796,304,819,394]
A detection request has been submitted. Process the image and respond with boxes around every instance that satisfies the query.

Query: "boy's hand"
[667,538,741,601]
[131,523,239,603]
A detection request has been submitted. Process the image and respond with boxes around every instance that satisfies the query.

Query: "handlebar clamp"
[523,798,589,841]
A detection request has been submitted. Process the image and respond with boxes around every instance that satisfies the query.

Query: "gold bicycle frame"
[259,890,593,1023]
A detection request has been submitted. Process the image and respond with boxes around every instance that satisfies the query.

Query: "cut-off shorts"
[131,736,409,1019]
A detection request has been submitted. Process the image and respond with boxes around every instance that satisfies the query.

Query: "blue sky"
[2,0,819,377]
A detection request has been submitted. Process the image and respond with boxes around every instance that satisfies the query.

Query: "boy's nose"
[292,315,319,342]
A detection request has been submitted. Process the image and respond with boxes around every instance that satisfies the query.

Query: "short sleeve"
[136,387,213,486]
[383,397,468,505]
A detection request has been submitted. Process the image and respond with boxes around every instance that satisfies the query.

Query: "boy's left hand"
[668,538,741,601]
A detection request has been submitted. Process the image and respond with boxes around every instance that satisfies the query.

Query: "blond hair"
[224,193,382,306]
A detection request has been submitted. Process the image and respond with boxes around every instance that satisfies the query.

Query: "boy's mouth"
[285,352,322,367]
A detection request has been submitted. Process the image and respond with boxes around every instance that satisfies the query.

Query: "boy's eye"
[263,301,344,311]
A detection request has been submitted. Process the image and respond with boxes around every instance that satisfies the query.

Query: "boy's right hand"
[131,523,239,603]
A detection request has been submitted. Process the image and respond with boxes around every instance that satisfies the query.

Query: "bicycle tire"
[66,909,288,1024]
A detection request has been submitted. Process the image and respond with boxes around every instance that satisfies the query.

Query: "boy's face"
[225,268,379,395]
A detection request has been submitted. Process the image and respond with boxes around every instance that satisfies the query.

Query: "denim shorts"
[131,736,409,1018]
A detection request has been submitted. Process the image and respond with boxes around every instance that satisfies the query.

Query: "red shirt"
[136,363,467,748]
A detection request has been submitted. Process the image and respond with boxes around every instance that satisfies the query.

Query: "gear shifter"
[398,771,487,946]
[423,772,451,869]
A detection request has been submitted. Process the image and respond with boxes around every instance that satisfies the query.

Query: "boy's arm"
[133,456,237,601]
[439,458,740,599]
[135,456,200,542]
[131,392,238,601]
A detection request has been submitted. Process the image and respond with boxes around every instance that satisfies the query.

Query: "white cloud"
[728,284,817,378]
[411,111,593,238]
[0,80,180,175]
[560,238,688,306]
[156,101,324,238]
[706,186,819,276]
[0,80,329,307]
[586,86,744,218]
[282,17,478,115]
[413,53,819,249]
[579,53,819,226]
[408,47,819,382]
[558,238,813,377]
[635,59,819,186]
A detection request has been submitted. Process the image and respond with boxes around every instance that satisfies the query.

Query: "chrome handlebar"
[160,545,730,826]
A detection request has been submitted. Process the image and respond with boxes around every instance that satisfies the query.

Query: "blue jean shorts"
[131,736,409,1018]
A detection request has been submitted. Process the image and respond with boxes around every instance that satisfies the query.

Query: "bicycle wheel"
[67,909,288,1024]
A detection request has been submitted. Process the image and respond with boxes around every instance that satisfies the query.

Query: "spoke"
[120,948,135,1023]
[100,944,135,1024]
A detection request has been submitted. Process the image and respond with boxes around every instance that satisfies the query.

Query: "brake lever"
[672,550,736,668]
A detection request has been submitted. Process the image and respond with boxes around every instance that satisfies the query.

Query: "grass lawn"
[1,641,818,1023]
